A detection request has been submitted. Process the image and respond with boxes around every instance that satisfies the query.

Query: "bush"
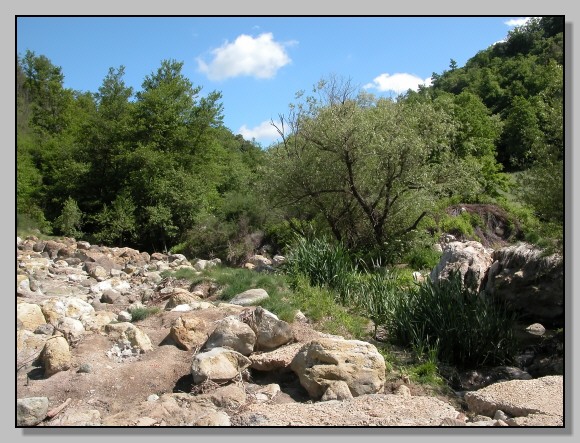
[130,306,161,322]
[285,236,357,303]
[386,272,518,368]
[404,246,442,271]
[53,197,83,239]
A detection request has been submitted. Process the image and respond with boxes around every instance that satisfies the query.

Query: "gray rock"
[204,316,256,356]
[229,288,269,306]
[17,397,49,426]
[77,363,93,373]
[526,322,546,336]
[117,311,132,322]
[191,347,251,384]
[34,323,55,336]
[251,306,293,351]
[100,289,121,304]
[485,243,563,327]
[430,241,493,292]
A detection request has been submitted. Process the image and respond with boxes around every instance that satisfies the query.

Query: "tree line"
[17,16,563,263]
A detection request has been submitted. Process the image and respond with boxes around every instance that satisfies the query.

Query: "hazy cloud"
[504,17,531,27]
[238,120,281,144]
[364,73,432,94]
[197,33,292,81]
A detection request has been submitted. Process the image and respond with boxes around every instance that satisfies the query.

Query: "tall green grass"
[387,272,518,368]
[284,236,357,303]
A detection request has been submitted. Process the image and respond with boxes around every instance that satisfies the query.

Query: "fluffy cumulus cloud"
[238,120,281,145]
[197,33,292,81]
[363,73,432,94]
[504,17,531,27]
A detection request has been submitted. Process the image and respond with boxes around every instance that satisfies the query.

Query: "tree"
[53,197,83,238]
[268,76,473,256]
[92,193,137,246]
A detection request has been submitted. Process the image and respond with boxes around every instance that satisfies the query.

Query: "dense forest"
[17,16,563,264]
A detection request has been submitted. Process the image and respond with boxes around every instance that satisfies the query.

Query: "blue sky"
[17,16,531,147]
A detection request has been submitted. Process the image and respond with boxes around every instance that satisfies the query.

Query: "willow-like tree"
[267,76,474,255]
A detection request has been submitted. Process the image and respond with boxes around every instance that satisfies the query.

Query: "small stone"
[117,311,132,322]
[394,384,411,398]
[525,323,546,336]
[147,394,159,402]
[77,363,93,373]
[493,410,509,421]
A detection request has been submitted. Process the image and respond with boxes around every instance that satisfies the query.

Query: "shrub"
[386,272,518,368]
[285,236,357,303]
[130,306,161,322]
[53,197,83,239]
[404,246,442,271]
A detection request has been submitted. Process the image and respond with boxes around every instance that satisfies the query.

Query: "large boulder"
[203,316,256,356]
[249,342,304,371]
[102,393,228,426]
[231,393,461,426]
[43,240,68,259]
[250,306,293,351]
[17,330,49,369]
[484,243,563,327]
[430,241,494,292]
[191,347,251,384]
[464,375,563,424]
[290,338,386,399]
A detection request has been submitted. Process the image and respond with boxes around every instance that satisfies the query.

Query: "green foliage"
[286,275,369,338]
[92,193,137,246]
[354,269,406,337]
[53,197,83,239]
[516,159,563,224]
[266,76,477,256]
[284,235,357,303]
[404,246,442,271]
[387,272,518,368]
[129,306,161,322]
[17,211,53,238]
[430,17,563,173]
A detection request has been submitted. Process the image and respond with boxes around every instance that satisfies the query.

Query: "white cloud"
[238,120,281,144]
[363,73,432,94]
[197,33,292,81]
[504,17,531,27]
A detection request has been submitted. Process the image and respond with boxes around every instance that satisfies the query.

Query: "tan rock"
[17,303,46,331]
[290,338,386,399]
[41,336,72,376]
[191,347,251,384]
[464,375,563,420]
[169,315,208,351]
[104,322,153,352]
[164,289,202,310]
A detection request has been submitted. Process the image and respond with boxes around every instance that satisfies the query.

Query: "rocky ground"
[16,236,564,427]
